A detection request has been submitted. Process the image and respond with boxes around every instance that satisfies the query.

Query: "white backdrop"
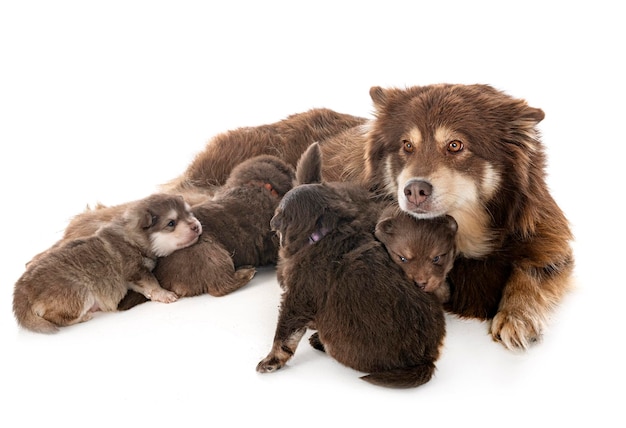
[1,1,623,427]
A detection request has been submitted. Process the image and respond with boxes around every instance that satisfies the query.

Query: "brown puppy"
[151,155,295,299]
[375,205,458,303]
[256,144,445,388]
[56,155,295,309]
[171,84,574,350]
[13,194,202,334]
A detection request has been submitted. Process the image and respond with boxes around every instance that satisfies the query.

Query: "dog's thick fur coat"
[13,194,201,333]
[171,84,574,350]
[256,144,446,388]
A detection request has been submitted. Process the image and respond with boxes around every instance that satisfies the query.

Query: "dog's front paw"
[491,310,543,350]
[149,288,179,304]
[256,355,285,373]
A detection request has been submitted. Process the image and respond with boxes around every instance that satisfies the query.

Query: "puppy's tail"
[12,291,59,334]
[361,362,436,388]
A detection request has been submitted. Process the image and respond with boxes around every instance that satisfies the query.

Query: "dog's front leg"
[491,258,573,350]
[128,272,179,304]
[256,302,310,373]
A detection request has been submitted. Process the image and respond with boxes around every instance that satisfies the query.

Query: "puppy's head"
[126,194,202,257]
[271,143,362,255]
[223,155,296,197]
[375,207,457,293]
[365,84,545,256]
[271,184,362,256]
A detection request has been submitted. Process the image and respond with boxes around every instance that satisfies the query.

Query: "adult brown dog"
[13,194,202,333]
[257,144,445,388]
[168,84,574,350]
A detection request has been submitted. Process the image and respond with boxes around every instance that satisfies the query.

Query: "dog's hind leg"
[308,332,325,352]
[207,265,256,297]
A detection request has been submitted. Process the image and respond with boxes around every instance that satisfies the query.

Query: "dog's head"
[375,206,457,293]
[365,84,546,257]
[223,155,296,197]
[125,194,202,257]
[271,143,364,256]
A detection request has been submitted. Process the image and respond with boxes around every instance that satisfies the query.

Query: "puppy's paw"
[490,310,543,350]
[149,288,179,304]
[256,355,285,373]
[308,332,326,352]
[235,266,256,282]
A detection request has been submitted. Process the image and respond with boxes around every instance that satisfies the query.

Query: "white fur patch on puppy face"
[150,209,201,257]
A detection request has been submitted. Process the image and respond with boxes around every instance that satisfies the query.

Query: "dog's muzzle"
[403,179,432,208]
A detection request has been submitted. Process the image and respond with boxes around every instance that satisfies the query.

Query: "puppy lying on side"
[257,144,446,388]
[375,205,458,303]
[13,194,202,334]
[152,155,295,298]
[117,155,296,309]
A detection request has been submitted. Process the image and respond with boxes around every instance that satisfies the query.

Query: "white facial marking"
[397,166,494,257]
[149,210,200,257]
[481,164,501,201]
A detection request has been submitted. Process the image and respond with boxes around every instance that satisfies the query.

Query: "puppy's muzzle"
[403,179,432,207]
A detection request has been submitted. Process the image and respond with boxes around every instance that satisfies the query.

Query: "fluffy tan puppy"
[13,193,202,333]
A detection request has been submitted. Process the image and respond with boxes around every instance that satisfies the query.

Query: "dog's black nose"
[404,180,432,207]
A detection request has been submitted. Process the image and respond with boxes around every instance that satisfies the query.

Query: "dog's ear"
[369,86,404,110]
[369,86,388,109]
[296,142,323,185]
[374,216,395,241]
[141,210,157,229]
[523,106,545,123]
[443,214,458,234]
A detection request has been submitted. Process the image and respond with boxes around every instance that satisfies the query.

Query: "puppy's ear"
[296,142,323,185]
[374,216,395,241]
[269,211,282,232]
[444,214,458,234]
[141,210,157,229]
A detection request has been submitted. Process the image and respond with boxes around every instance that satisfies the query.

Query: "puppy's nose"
[415,281,427,290]
[191,221,201,234]
[404,180,432,207]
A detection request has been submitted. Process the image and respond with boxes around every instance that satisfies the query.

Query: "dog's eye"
[447,140,464,153]
[167,220,176,228]
[399,255,408,263]
[402,140,415,153]
[432,254,444,264]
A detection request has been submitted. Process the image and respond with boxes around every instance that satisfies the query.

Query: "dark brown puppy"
[375,205,458,303]
[13,194,202,333]
[151,155,295,299]
[256,144,446,388]
[171,84,574,350]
